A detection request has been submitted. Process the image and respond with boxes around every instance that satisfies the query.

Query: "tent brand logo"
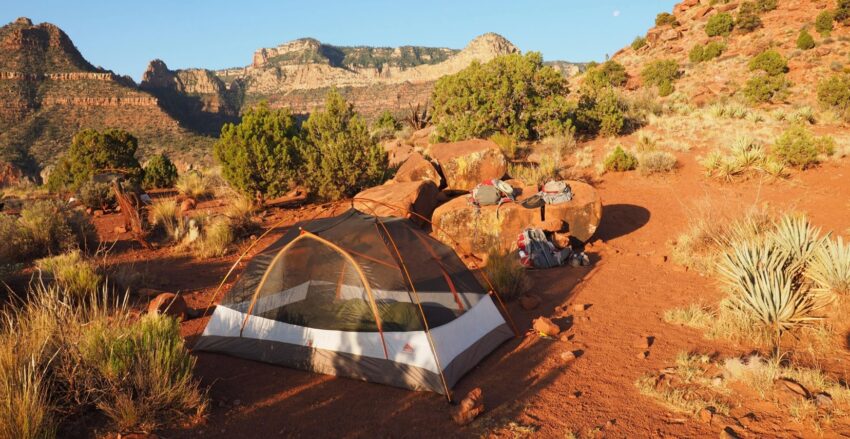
[402,343,415,354]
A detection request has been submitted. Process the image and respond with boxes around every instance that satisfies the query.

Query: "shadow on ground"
[594,204,651,242]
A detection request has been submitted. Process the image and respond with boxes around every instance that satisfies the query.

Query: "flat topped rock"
[392,152,444,188]
[427,138,507,191]
[431,180,602,255]
[353,180,439,224]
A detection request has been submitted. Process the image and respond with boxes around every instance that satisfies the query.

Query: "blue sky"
[3,0,678,80]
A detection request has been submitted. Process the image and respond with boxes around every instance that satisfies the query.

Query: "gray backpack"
[540,180,573,205]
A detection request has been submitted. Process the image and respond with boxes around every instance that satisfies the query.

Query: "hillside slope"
[0,17,213,179]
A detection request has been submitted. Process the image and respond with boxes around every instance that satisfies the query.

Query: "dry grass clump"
[572,146,594,169]
[149,198,181,241]
[637,150,677,175]
[35,251,102,299]
[508,156,558,185]
[635,352,730,416]
[483,250,530,301]
[0,283,207,437]
[701,135,788,181]
[175,171,213,200]
[149,198,238,258]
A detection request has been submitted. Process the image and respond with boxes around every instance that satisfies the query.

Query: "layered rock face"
[0,18,211,180]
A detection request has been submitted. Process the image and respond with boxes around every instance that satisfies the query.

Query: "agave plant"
[806,236,850,299]
[717,240,822,336]
[770,214,825,272]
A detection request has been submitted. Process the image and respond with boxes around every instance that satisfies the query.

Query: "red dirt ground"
[93,155,850,438]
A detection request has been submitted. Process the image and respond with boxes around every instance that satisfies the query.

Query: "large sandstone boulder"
[382,138,415,167]
[432,180,602,255]
[392,152,444,188]
[427,139,507,191]
[354,180,440,223]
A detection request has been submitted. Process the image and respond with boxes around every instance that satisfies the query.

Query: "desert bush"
[788,106,815,124]
[142,154,178,190]
[576,89,627,137]
[35,251,102,299]
[637,151,677,175]
[749,50,787,75]
[224,195,258,235]
[640,59,680,97]
[816,10,835,36]
[796,29,816,50]
[214,102,303,198]
[300,89,388,201]
[371,110,400,140]
[149,199,180,241]
[603,146,638,172]
[431,52,575,141]
[489,133,519,158]
[706,13,735,37]
[756,0,777,12]
[77,180,115,211]
[0,215,31,280]
[807,237,850,298]
[771,125,835,168]
[175,171,213,200]
[743,73,790,104]
[816,73,850,118]
[655,12,678,27]
[0,283,207,437]
[690,41,726,63]
[836,0,850,23]
[631,36,647,50]
[689,45,705,64]
[737,2,762,32]
[508,156,558,185]
[484,249,530,301]
[582,60,627,95]
[47,129,143,193]
[18,200,98,257]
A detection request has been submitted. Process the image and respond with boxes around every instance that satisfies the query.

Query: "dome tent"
[194,207,516,396]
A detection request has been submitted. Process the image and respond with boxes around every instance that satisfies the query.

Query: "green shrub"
[836,0,850,22]
[704,41,727,59]
[214,102,302,198]
[489,133,519,158]
[771,125,835,169]
[640,59,680,96]
[142,154,178,189]
[689,45,705,63]
[656,12,679,27]
[756,0,777,12]
[301,89,388,200]
[18,200,97,257]
[736,1,762,33]
[0,214,32,276]
[816,73,850,117]
[47,129,143,193]
[749,50,787,75]
[35,251,101,299]
[77,180,114,211]
[632,36,647,50]
[816,10,834,36]
[431,52,575,141]
[603,146,638,172]
[576,89,627,137]
[582,60,627,94]
[743,73,790,103]
[796,29,815,50]
[706,13,735,37]
[371,110,400,140]
[484,249,529,301]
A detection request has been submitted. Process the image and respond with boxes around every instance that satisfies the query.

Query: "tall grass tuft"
[175,171,213,200]
[483,250,530,301]
[35,252,102,300]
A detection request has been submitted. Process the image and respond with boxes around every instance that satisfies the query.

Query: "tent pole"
[353,197,520,337]
[359,203,453,401]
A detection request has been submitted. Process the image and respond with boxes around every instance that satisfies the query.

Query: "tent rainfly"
[194,208,515,396]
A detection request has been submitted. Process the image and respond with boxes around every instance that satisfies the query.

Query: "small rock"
[532,317,560,336]
[570,303,587,313]
[699,408,713,423]
[233,399,241,406]
[147,292,187,320]
[634,336,653,349]
[711,376,724,387]
[654,255,668,264]
[114,225,128,234]
[93,209,104,217]
[451,388,484,425]
[560,351,577,363]
[637,351,649,360]
[180,198,197,213]
[737,412,757,427]
[604,419,616,429]
[559,333,574,342]
[720,426,741,439]
[519,294,541,310]
[814,393,833,410]
[778,378,810,399]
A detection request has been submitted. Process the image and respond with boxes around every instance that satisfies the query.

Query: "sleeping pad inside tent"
[194,208,515,395]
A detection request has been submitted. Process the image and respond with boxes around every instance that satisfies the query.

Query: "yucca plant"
[770,214,824,272]
[717,240,823,338]
[807,237,850,300]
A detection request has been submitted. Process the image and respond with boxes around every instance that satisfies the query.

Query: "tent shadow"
[594,204,650,242]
